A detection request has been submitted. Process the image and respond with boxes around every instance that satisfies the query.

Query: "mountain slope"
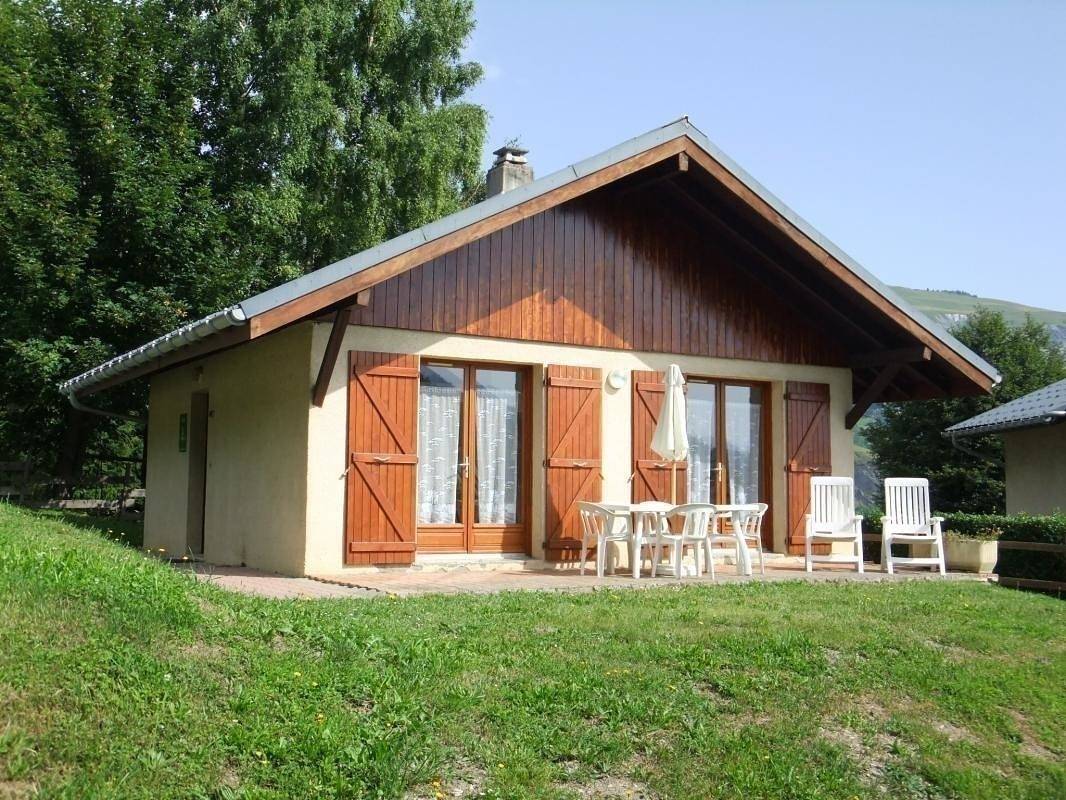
[891,287,1066,346]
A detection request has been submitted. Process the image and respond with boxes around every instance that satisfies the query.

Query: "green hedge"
[857,508,1066,585]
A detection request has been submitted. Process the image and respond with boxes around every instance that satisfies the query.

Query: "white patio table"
[599,502,670,578]
[600,502,755,578]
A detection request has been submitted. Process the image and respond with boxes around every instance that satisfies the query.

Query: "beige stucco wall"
[1004,424,1066,515]
[304,323,855,575]
[144,324,313,573]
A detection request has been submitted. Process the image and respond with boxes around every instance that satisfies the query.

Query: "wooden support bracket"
[846,362,903,429]
[311,306,353,407]
[849,346,931,369]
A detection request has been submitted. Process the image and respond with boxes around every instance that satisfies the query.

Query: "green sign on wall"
[178,413,188,453]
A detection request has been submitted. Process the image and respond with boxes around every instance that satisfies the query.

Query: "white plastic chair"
[721,503,769,577]
[627,501,673,578]
[650,503,716,581]
[577,502,633,577]
[805,477,864,573]
[881,478,946,575]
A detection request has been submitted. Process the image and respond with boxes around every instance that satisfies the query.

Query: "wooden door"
[416,362,530,554]
[345,351,419,565]
[185,392,209,555]
[631,371,687,504]
[785,381,832,555]
[544,366,602,562]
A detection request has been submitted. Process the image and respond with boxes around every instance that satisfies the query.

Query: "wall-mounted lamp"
[606,369,628,391]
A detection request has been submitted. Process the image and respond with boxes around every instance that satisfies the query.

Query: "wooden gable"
[349,188,846,367]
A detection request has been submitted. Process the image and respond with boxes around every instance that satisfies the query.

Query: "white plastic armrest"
[930,517,944,534]
[851,515,864,533]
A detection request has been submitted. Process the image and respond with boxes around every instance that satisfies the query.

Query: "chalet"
[947,378,1066,515]
[60,118,1000,576]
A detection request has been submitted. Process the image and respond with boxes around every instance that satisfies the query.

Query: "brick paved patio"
[310,557,982,597]
[179,565,381,599]
[176,557,983,600]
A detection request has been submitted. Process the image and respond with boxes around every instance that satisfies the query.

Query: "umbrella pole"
[671,461,677,505]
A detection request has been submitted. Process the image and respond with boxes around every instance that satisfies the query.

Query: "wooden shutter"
[544,366,602,562]
[345,351,419,565]
[785,381,832,555]
[631,371,687,504]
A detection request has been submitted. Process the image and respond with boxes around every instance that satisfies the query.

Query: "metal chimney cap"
[491,145,529,164]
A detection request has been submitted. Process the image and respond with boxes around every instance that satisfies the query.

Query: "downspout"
[66,390,146,426]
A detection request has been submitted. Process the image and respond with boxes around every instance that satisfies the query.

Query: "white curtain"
[476,389,520,524]
[686,394,717,503]
[725,386,762,504]
[417,384,462,523]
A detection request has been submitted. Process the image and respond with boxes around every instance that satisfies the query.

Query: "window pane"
[475,369,522,524]
[417,365,464,524]
[725,385,763,504]
[686,381,718,503]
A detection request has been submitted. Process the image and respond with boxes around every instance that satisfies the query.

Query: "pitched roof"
[946,378,1066,437]
[60,117,1000,396]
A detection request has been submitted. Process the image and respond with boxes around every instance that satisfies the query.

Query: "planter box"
[944,538,998,574]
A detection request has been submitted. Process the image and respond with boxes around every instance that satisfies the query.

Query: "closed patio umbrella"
[650,364,688,504]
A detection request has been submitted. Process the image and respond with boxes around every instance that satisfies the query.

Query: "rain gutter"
[59,305,247,399]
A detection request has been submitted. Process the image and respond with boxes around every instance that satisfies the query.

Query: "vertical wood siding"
[351,193,845,366]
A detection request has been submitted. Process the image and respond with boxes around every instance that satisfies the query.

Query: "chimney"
[486,144,533,196]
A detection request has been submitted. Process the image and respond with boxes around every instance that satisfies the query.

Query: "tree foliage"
[0,0,485,478]
[866,309,1066,513]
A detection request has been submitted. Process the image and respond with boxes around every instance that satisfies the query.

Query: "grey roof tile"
[946,378,1066,436]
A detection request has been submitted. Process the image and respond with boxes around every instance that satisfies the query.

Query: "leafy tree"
[866,309,1066,513]
[0,0,486,483]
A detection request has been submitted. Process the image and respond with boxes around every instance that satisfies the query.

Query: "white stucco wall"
[144,325,313,573]
[304,323,855,575]
[1004,424,1066,515]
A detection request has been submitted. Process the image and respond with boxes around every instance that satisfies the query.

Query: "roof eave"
[947,410,1066,438]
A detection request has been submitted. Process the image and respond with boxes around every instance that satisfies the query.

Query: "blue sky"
[465,1,1066,310]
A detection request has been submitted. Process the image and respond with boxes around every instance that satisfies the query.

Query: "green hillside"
[2,505,1065,798]
[891,287,1066,328]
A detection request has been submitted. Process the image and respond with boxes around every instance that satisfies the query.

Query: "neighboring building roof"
[60,117,1001,396]
[947,378,1066,437]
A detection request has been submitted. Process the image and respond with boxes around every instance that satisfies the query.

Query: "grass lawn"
[0,505,1063,799]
